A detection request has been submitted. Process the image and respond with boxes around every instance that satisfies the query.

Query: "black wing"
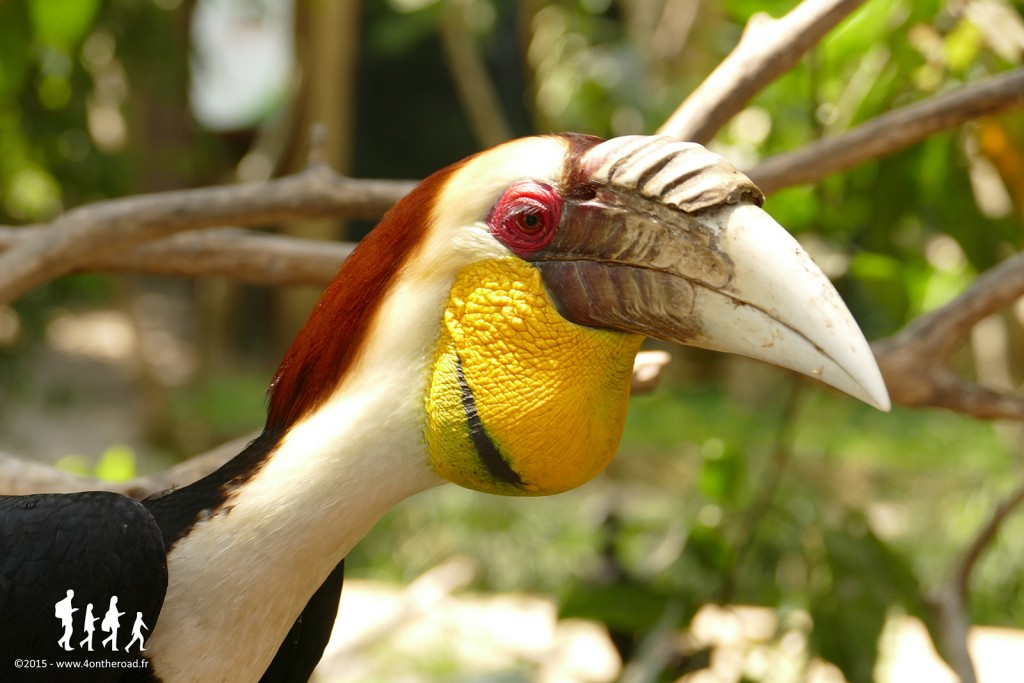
[0,491,167,682]
[260,559,345,683]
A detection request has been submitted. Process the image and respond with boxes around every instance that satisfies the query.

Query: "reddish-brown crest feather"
[265,161,465,435]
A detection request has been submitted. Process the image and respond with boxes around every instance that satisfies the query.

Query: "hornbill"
[0,134,888,682]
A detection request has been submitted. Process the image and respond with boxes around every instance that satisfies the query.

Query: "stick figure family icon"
[54,590,149,653]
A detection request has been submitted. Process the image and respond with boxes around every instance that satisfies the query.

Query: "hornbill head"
[273,134,888,499]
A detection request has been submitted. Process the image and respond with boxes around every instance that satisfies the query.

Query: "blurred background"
[1,0,1023,681]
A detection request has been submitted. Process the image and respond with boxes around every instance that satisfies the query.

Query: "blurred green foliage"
[2,0,1024,681]
[55,443,137,482]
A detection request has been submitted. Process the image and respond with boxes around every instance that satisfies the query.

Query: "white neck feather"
[145,272,454,682]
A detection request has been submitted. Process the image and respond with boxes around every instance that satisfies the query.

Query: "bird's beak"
[535,136,890,411]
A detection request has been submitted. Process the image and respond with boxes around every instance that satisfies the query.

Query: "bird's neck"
[145,377,442,681]
[142,164,474,681]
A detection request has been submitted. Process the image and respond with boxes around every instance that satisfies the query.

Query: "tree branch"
[872,251,1024,420]
[2,68,1017,301]
[0,168,414,304]
[749,68,1024,194]
[0,227,353,287]
[657,0,865,144]
[928,475,1024,683]
[0,432,255,498]
[955,477,1024,598]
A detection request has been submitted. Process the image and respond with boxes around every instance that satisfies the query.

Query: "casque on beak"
[534,135,890,411]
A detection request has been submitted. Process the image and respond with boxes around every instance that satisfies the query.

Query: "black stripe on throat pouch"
[455,356,524,487]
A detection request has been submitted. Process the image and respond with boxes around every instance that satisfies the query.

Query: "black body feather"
[0,487,342,682]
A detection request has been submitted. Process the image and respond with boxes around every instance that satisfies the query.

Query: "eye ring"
[488,181,562,257]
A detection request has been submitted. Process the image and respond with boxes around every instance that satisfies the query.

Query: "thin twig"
[872,251,1024,420]
[0,169,414,305]
[306,123,330,169]
[750,68,1024,194]
[657,0,865,144]
[954,477,1024,598]
[928,476,1024,683]
[720,380,801,603]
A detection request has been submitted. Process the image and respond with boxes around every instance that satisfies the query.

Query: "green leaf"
[686,525,734,575]
[0,2,31,98]
[944,20,982,75]
[95,444,136,483]
[848,252,903,283]
[697,447,741,503]
[560,580,688,633]
[3,166,62,220]
[809,524,925,683]
[724,0,799,23]
[822,0,900,62]
[28,0,100,48]
[54,454,91,477]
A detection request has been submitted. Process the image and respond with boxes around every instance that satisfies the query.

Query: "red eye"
[488,181,562,257]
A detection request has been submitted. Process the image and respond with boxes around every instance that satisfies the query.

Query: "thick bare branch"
[0,168,414,305]
[750,68,1024,194]
[0,227,353,287]
[872,251,1024,420]
[0,452,111,496]
[657,0,865,144]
